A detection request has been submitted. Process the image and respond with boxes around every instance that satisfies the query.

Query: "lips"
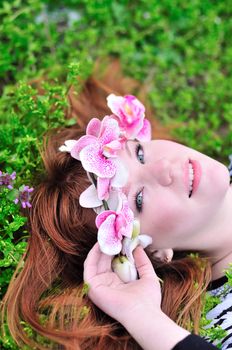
[184,159,202,197]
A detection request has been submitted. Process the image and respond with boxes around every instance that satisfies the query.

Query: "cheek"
[142,192,185,236]
[204,159,230,200]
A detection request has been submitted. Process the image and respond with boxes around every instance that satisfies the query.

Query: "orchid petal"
[102,140,122,158]
[124,95,145,116]
[124,118,144,139]
[93,205,105,215]
[59,140,77,153]
[138,234,153,248]
[97,214,122,255]
[115,191,124,212]
[110,158,128,188]
[79,184,102,208]
[79,144,116,178]
[115,213,127,236]
[95,210,115,228]
[99,117,120,146]
[132,219,140,239]
[136,118,152,142]
[86,118,101,137]
[97,177,110,200]
[71,135,97,160]
[94,189,121,214]
[106,94,125,118]
[107,94,146,139]
[122,237,139,263]
[120,198,134,238]
[107,189,121,211]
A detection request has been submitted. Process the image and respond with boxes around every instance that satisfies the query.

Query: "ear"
[153,248,173,263]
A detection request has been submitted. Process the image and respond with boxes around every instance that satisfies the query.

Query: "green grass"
[0,0,231,348]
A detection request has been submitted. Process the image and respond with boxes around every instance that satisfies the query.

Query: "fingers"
[133,246,156,279]
[97,252,113,275]
[84,242,113,283]
[83,242,101,282]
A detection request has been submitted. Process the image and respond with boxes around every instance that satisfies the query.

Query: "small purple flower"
[0,171,16,189]
[14,185,34,208]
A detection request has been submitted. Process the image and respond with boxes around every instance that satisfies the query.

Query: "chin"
[209,161,231,200]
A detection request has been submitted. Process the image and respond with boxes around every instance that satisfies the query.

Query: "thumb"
[133,246,156,279]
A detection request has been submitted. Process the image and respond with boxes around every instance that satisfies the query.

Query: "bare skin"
[84,141,231,349]
[84,244,189,350]
[119,140,232,279]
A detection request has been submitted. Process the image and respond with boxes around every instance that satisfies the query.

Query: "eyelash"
[134,143,145,212]
[134,187,144,213]
[135,143,145,164]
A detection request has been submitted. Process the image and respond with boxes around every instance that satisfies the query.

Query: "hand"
[84,243,162,326]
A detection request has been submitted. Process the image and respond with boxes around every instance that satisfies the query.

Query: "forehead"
[119,139,137,162]
[117,140,141,213]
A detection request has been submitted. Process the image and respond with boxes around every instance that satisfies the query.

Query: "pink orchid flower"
[67,117,124,200]
[95,193,134,255]
[71,116,122,163]
[107,94,151,141]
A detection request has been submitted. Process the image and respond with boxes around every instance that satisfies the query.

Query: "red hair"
[1,60,211,349]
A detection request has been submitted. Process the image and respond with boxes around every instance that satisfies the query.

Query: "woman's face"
[119,140,231,251]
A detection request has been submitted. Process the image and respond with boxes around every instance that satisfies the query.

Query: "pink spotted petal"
[120,197,134,238]
[123,117,144,139]
[71,135,97,160]
[96,210,116,228]
[136,118,152,141]
[86,118,101,137]
[97,214,122,255]
[102,140,122,158]
[79,144,116,178]
[99,117,120,146]
[97,177,110,200]
[115,213,127,237]
[118,227,126,238]
[120,95,145,126]
[107,94,125,118]
[124,95,145,116]
[107,94,145,138]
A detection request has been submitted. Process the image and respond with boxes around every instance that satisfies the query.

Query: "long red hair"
[1,60,211,350]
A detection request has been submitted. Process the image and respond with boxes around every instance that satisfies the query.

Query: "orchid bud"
[132,219,140,239]
[112,256,138,283]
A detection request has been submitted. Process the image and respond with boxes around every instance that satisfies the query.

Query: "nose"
[147,158,172,186]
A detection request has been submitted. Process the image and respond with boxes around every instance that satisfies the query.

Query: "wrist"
[122,309,190,350]
[119,301,161,327]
